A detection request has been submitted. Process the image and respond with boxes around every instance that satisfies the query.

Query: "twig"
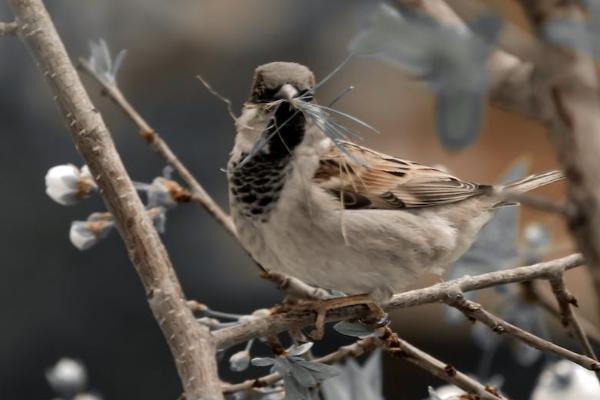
[504,193,569,216]
[0,20,18,36]
[380,327,504,399]
[394,0,539,118]
[446,290,600,372]
[7,1,223,398]
[77,57,238,239]
[222,337,378,394]
[517,0,600,323]
[527,281,600,342]
[549,275,600,381]
[213,254,584,350]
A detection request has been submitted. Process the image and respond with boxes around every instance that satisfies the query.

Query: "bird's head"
[249,62,315,104]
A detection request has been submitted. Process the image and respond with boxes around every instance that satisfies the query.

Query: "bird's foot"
[277,294,388,340]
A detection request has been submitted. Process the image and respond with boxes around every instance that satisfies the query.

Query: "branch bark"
[446,290,600,372]
[77,58,237,239]
[214,254,584,350]
[6,1,223,398]
[549,275,600,381]
[516,0,600,322]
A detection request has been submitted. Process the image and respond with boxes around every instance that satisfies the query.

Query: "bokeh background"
[0,1,595,399]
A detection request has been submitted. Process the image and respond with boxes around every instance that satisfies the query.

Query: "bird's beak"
[275,84,298,101]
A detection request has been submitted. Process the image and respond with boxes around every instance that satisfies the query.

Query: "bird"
[227,61,562,329]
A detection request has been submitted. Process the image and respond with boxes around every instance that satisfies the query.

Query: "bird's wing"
[313,140,489,209]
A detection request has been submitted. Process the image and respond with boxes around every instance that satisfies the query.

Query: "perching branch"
[6,1,223,398]
[77,57,238,239]
[445,290,600,372]
[213,254,584,350]
[0,20,17,36]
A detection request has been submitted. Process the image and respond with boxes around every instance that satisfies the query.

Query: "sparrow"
[227,61,563,305]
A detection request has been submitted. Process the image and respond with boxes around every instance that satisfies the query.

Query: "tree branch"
[516,0,600,323]
[213,254,584,350]
[381,328,505,399]
[77,57,238,239]
[222,337,378,394]
[445,290,600,372]
[549,275,600,381]
[7,1,222,398]
[0,20,18,36]
[395,0,540,118]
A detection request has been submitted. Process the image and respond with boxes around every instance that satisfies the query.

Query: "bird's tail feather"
[500,170,564,194]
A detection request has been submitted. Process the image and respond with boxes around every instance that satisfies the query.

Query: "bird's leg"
[290,294,389,340]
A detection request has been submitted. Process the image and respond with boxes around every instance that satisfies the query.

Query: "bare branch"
[504,192,570,216]
[395,0,539,118]
[261,271,331,300]
[7,1,222,398]
[0,20,18,36]
[222,337,378,394]
[78,57,238,239]
[549,275,600,381]
[381,328,505,399]
[214,254,584,350]
[516,0,600,323]
[446,290,600,372]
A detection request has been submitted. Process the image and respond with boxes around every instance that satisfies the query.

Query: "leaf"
[251,357,275,367]
[287,342,314,357]
[333,321,375,337]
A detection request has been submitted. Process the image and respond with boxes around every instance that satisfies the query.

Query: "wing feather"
[313,140,488,209]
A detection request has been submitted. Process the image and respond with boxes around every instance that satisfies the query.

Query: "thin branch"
[446,290,600,372]
[222,337,378,394]
[395,0,540,118]
[78,57,238,239]
[213,254,584,350]
[381,328,505,399]
[527,281,600,342]
[504,192,570,216]
[0,20,18,36]
[549,275,600,381]
[7,1,222,398]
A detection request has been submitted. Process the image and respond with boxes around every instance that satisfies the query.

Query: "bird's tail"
[489,170,563,207]
[500,170,564,194]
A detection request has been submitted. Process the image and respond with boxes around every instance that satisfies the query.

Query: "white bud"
[69,218,113,251]
[74,393,103,400]
[45,164,96,206]
[46,358,87,396]
[229,350,251,372]
[147,177,188,209]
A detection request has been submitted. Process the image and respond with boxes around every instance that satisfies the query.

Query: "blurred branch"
[394,0,540,118]
[549,275,600,380]
[0,20,18,36]
[78,57,238,239]
[213,254,584,349]
[446,290,600,372]
[7,1,223,398]
[517,0,600,323]
[381,327,505,399]
[505,192,570,216]
[222,337,378,394]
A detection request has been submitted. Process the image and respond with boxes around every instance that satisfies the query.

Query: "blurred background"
[0,1,595,399]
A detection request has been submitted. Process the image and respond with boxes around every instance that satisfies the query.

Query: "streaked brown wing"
[313,140,488,209]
